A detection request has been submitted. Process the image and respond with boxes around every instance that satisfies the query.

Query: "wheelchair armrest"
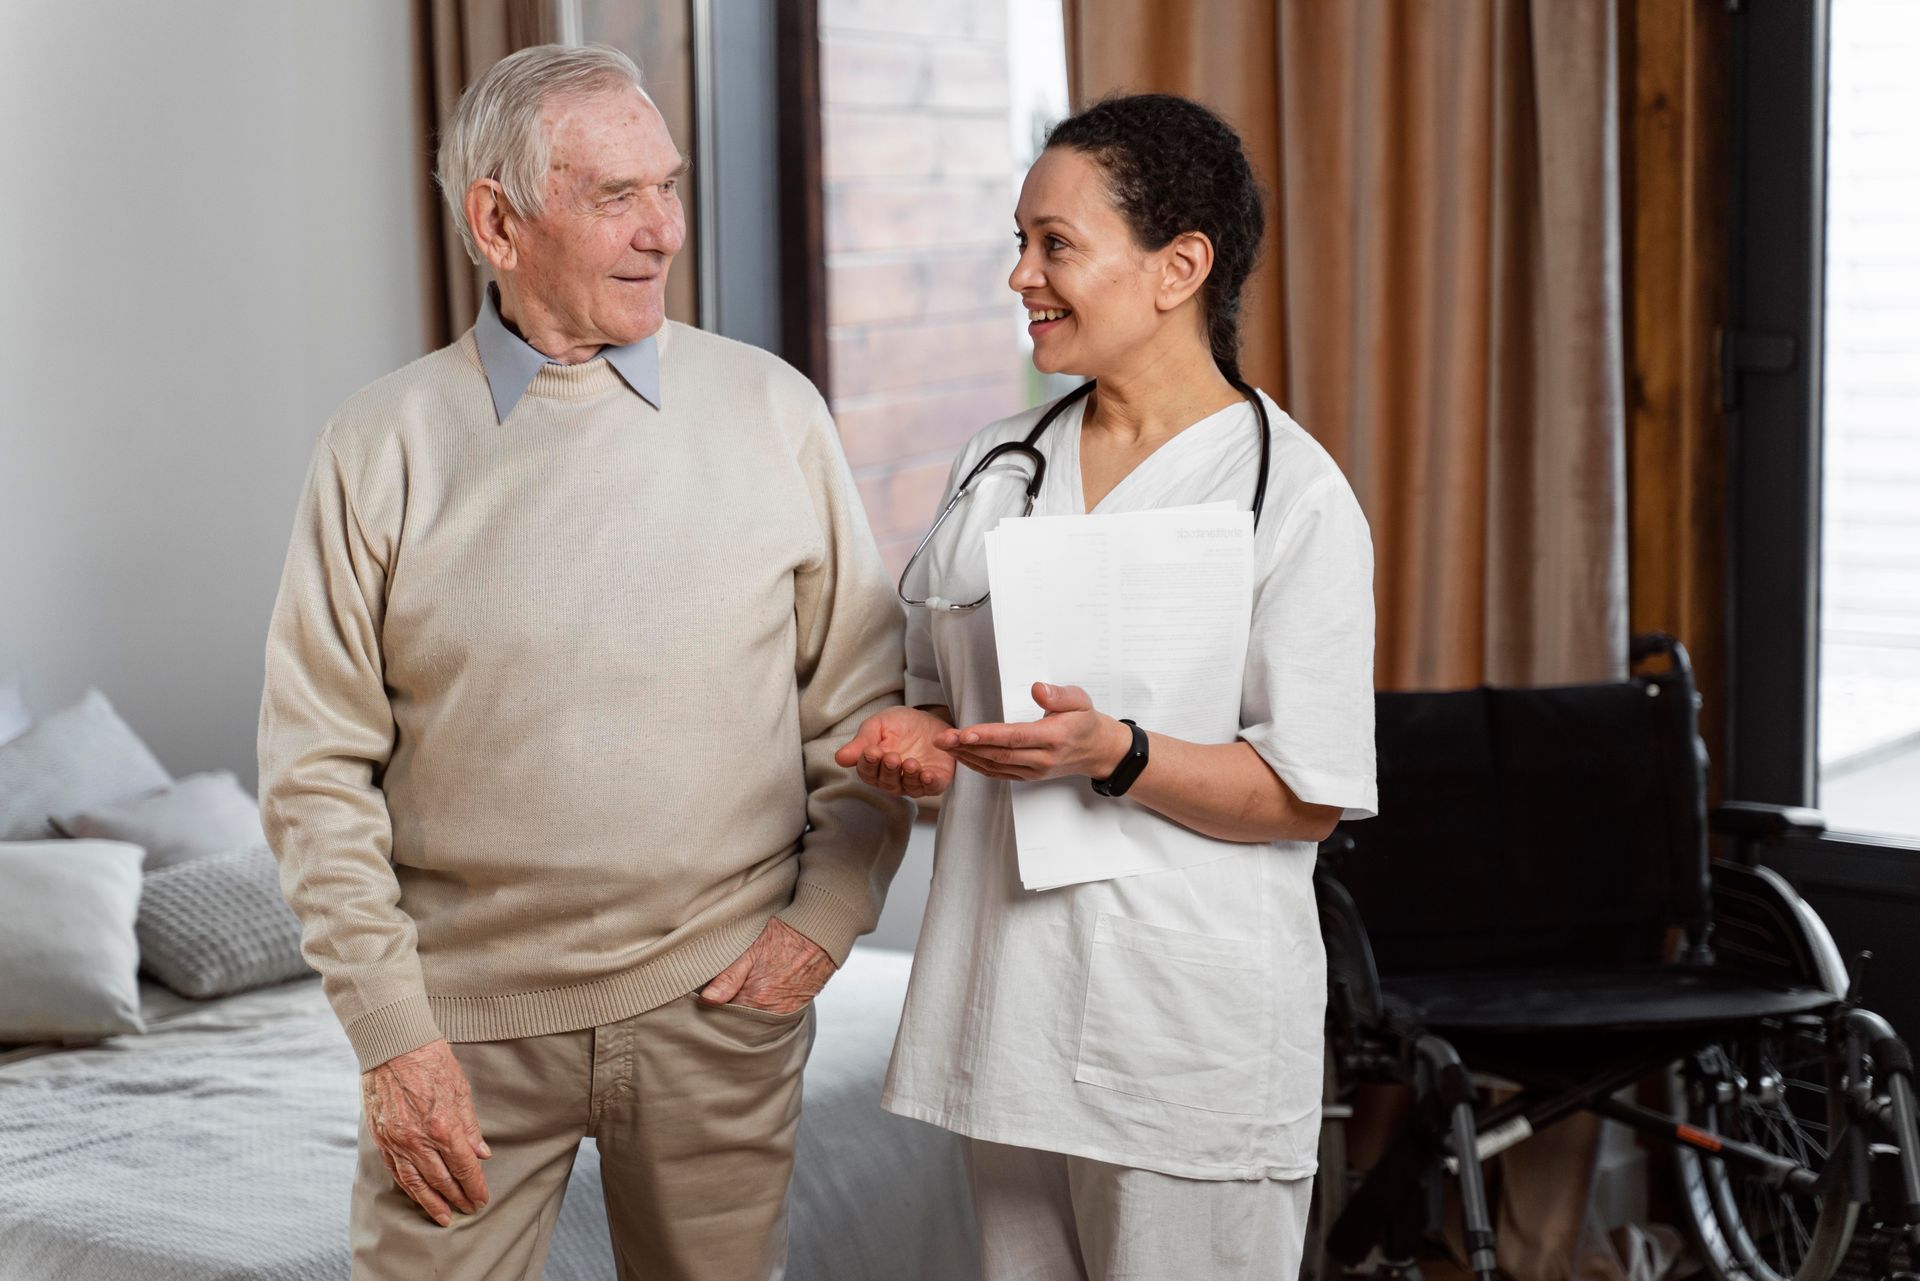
[1712,801,1827,841]
[1712,801,1826,869]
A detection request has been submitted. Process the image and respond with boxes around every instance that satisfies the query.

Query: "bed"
[0,945,975,1281]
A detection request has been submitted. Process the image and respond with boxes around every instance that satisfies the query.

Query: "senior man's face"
[508,87,687,353]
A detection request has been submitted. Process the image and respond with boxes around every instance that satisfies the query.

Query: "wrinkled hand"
[361,1038,492,1227]
[834,705,959,798]
[699,917,837,1015]
[939,682,1133,783]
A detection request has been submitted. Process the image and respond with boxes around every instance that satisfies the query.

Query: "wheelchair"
[1309,634,1920,1281]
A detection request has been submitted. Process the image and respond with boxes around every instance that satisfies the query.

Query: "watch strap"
[1090,719,1148,797]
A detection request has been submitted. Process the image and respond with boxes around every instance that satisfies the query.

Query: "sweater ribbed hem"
[776,882,872,967]
[425,913,771,1047]
[346,994,444,1072]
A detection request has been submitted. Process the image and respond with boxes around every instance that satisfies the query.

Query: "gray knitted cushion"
[136,845,312,999]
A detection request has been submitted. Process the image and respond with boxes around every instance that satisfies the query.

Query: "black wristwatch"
[1090,719,1149,797]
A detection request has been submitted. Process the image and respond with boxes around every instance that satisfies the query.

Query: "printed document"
[984,504,1254,889]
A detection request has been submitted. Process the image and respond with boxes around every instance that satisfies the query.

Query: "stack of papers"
[984,504,1255,890]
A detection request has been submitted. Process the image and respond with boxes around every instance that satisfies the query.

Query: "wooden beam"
[1623,0,1733,794]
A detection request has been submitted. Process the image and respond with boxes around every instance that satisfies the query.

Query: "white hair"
[435,43,647,265]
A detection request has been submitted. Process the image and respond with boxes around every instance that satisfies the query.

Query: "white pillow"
[0,674,28,746]
[54,770,265,871]
[0,840,147,1043]
[0,690,171,841]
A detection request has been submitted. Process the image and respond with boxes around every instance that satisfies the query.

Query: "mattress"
[0,946,975,1280]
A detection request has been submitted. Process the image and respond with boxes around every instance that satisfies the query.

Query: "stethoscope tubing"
[898,378,1273,611]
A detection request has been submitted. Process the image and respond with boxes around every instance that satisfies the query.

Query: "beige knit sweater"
[257,321,912,1071]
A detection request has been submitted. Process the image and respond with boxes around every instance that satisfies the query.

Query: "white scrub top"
[880,389,1378,1181]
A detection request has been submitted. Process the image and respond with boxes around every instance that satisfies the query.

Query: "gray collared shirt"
[473,283,662,424]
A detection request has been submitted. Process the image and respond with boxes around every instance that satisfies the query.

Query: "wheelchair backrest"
[1329,652,1710,977]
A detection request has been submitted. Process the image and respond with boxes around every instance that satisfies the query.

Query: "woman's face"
[1009,147,1170,378]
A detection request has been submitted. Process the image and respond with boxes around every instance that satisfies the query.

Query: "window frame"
[688,0,827,381]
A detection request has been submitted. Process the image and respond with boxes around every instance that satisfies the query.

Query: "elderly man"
[257,43,910,1280]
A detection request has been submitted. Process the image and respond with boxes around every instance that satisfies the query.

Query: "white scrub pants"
[965,1137,1313,1281]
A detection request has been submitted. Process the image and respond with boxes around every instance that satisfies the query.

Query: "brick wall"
[819,0,1029,576]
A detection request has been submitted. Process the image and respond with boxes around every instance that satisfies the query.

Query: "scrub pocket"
[1073,912,1271,1116]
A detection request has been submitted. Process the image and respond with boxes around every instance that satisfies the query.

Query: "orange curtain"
[1064,0,1628,691]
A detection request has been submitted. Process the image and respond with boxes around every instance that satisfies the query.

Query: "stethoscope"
[897,378,1273,611]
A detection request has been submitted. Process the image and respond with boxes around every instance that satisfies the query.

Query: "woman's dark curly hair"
[1044,93,1266,386]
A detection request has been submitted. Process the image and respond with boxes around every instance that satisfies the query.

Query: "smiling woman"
[839,92,1378,1281]
[1016,97,1265,392]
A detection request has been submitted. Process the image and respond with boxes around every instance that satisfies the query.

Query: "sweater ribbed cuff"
[776,882,871,967]
[345,994,444,1072]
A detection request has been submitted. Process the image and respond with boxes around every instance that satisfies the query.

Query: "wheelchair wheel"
[1670,1023,1858,1281]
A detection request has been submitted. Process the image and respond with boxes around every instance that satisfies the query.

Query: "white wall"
[0,2,430,785]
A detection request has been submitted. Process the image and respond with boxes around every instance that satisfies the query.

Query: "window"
[817,0,1068,577]
[1728,0,1920,1041]
[1816,0,1920,842]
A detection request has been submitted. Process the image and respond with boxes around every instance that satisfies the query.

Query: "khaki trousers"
[966,1137,1313,1281]
[350,993,815,1281]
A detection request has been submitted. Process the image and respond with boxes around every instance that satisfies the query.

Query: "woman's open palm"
[835,706,959,798]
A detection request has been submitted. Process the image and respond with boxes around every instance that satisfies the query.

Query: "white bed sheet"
[0,946,975,1281]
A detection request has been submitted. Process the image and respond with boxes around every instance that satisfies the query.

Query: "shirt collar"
[474,283,662,423]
